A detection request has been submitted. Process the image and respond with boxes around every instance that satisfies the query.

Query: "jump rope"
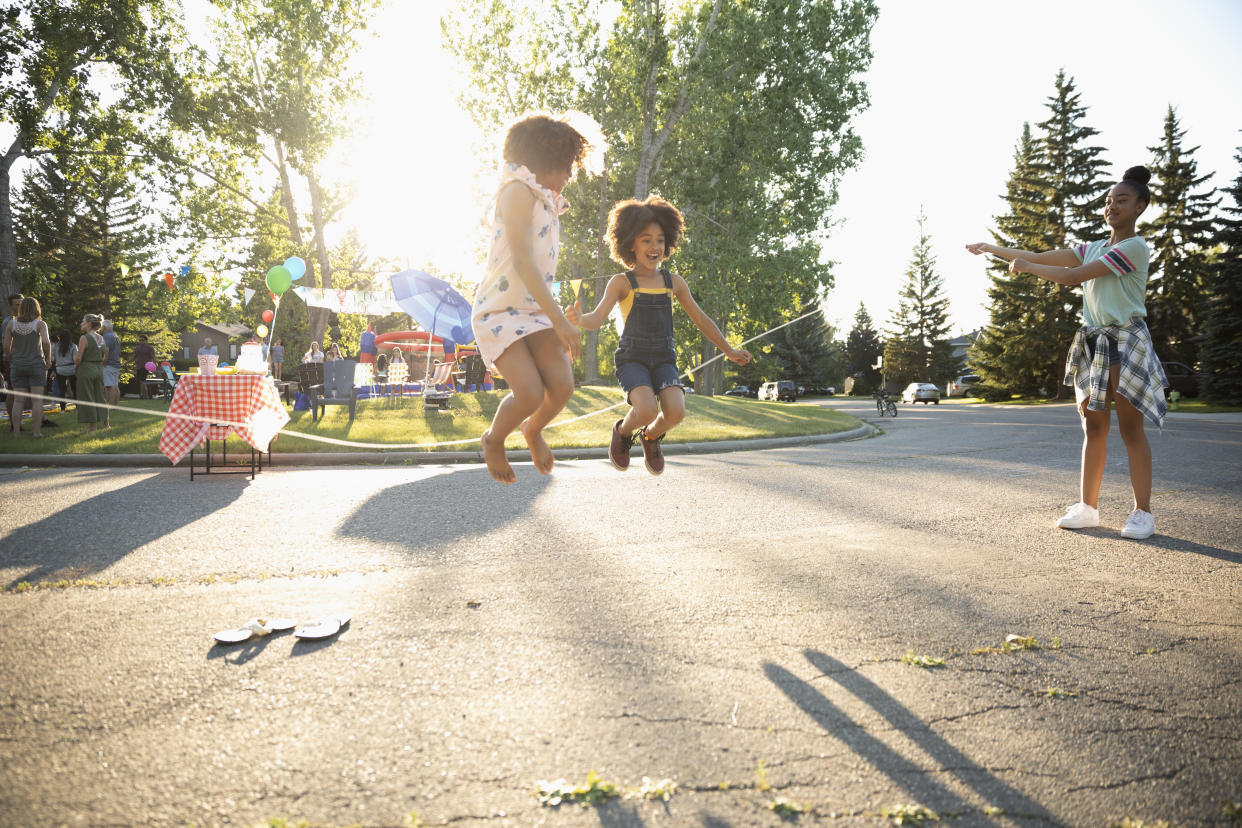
[2,305,826,452]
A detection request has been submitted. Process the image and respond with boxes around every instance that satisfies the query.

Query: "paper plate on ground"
[213,627,254,644]
[294,613,350,640]
[267,618,297,632]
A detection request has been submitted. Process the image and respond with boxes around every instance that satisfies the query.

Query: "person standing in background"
[133,334,156,400]
[270,338,284,380]
[100,320,121,428]
[75,314,106,432]
[52,329,77,411]
[3,297,52,437]
[3,293,22,427]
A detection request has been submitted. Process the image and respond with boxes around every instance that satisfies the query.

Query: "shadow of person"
[335,465,552,553]
[802,650,1052,820]
[762,662,972,814]
[1139,535,1241,563]
[3,472,250,589]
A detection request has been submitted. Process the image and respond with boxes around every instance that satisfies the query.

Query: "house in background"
[179,320,254,362]
[948,329,983,368]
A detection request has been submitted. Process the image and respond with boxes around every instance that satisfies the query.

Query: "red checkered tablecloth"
[158,375,290,465]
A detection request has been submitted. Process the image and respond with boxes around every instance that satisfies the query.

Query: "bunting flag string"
[243,287,256,306]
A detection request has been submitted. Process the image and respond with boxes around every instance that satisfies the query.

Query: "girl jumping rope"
[567,196,751,475]
[473,113,596,484]
[966,165,1167,539]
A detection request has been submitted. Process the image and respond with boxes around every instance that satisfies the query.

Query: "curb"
[0,422,878,469]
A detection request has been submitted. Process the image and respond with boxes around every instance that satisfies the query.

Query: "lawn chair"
[296,362,324,397]
[453,352,488,391]
[308,359,358,422]
[155,364,179,399]
[422,360,455,411]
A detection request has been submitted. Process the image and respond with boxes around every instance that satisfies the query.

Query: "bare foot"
[481,429,515,484]
[520,418,554,475]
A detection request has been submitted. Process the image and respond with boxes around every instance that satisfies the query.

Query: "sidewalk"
[0,421,878,468]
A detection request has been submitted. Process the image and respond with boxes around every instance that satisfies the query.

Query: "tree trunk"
[584,157,610,384]
[307,170,334,346]
[0,141,20,314]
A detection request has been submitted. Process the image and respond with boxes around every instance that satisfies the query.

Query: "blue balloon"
[284,256,306,280]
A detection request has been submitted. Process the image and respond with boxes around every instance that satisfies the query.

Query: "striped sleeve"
[1099,237,1147,278]
[1072,242,1089,263]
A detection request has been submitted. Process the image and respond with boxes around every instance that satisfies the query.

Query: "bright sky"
[181,0,1242,335]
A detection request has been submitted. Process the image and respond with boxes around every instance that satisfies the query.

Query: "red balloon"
[261,309,274,323]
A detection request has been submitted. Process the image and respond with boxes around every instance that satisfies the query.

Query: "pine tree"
[970,123,1052,398]
[972,73,1110,398]
[844,301,882,394]
[1030,70,1110,396]
[766,307,840,391]
[883,211,958,387]
[1142,106,1219,365]
[1201,141,1242,405]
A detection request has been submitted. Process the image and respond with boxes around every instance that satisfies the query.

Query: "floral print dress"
[470,163,569,372]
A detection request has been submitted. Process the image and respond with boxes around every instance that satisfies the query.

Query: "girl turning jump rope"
[567,196,751,475]
[473,113,597,484]
[966,165,1167,540]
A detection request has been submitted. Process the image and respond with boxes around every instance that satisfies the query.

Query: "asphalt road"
[1,398,1239,827]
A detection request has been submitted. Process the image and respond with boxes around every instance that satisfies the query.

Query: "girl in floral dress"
[472,114,598,484]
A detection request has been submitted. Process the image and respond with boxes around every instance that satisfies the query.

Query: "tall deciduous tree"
[1142,106,1218,365]
[883,210,957,387]
[0,0,181,317]
[1201,140,1242,406]
[444,0,877,394]
[178,0,379,344]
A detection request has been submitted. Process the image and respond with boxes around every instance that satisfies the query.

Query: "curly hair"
[503,114,591,176]
[606,197,685,267]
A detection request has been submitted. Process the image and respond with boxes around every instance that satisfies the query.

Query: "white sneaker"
[1056,502,1100,529]
[1121,509,1155,540]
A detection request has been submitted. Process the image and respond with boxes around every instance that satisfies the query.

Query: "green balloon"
[265,265,292,295]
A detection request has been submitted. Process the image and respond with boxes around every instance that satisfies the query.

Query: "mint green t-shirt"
[1072,236,1150,327]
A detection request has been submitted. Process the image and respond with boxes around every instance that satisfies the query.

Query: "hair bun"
[1122,166,1152,185]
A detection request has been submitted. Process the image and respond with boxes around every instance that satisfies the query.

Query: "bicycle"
[873,390,897,417]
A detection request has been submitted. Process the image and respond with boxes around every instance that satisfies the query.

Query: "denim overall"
[614,269,682,396]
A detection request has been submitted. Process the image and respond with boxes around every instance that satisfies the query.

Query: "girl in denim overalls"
[567,197,751,474]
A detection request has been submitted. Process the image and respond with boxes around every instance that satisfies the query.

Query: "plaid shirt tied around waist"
[1063,317,1168,430]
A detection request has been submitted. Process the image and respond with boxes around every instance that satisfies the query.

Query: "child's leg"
[619,386,659,436]
[1114,390,1152,513]
[517,329,575,475]
[482,338,546,484]
[643,385,686,439]
[1078,363,1126,509]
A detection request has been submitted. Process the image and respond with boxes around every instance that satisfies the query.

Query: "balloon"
[145,361,156,372]
[265,265,292,295]
[261,309,274,323]
[284,257,306,280]
[256,324,269,338]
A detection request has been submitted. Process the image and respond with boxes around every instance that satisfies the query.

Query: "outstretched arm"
[966,242,1079,267]
[670,274,751,365]
[1010,256,1114,286]
[565,273,628,330]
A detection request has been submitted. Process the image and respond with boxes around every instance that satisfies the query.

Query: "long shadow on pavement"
[765,649,1054,821]
[335,466,551,550]
[2,473,248,588]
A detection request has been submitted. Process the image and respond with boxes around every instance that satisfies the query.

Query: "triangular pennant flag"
[180,265,191,278]
[569,279,582,298]
[163,272,175,290]
[140,271,152,288]
[119,262,130,278]
[243,287,256,306]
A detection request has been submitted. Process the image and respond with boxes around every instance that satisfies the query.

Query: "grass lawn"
[0,386,861,455]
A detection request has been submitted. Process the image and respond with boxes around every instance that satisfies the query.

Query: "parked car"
[1161,361,1206,398]
[758,380,798,402]
[724,385,750,397]
[901,382,941,404]
[946,374,981,397]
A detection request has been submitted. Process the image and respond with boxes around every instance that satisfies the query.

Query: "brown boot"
[609,419,634,471]
[637,427,665,475]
